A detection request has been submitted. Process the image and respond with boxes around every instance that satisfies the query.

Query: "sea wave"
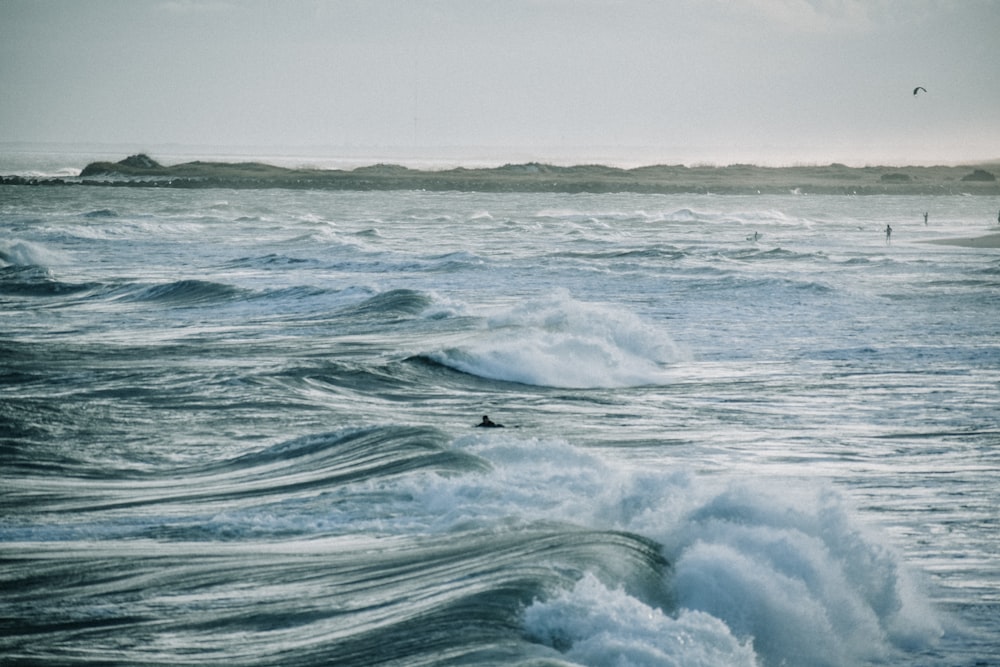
[0,265,101,299]
[0,239,66,268]
[116,279,249,305]
[5,425,941,665]
[0,426,485,528]
[428,290,688,388]
[407,436,941,666]
[3,185,990,666]
[525,572,759,667]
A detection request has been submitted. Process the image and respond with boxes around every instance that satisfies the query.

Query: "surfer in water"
[885,224,892,245]
[477,415,503,428]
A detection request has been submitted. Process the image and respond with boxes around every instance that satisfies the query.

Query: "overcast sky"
[2,0,999,166]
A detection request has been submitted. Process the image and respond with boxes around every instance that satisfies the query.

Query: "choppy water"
[2,181,999,666]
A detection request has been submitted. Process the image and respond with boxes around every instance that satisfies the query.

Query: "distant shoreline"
[3,154,1000,195]
[920,232,1000,248]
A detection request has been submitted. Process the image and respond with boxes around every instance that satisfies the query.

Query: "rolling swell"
[283,356,487,400]
[552,246,688,262]
[707,274,834,294]
[223,252,315,269]
[3,406,673,664]
[212,425,485,483]
[81,208,118,218]
[117,279,249,305]
[0,265,101,298]
[0,528,666,666]
[348,288,433,316]
[2,426,486,521]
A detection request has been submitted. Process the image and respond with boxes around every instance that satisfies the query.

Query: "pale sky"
[2,0,999,166]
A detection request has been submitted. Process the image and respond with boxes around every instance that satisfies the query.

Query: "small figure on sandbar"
[885,224,892,245]
[477,415,504,428]
[923,212,928,225]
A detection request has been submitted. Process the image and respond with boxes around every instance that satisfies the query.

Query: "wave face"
[2,184,998,666]
[428,289,687,388]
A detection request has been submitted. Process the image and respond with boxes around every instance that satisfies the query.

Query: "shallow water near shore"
[2,183,999,666]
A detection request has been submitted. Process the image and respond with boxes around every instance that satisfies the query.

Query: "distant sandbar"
[920,232,1000,248]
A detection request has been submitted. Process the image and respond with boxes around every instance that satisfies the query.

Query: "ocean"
[2,153,999,666]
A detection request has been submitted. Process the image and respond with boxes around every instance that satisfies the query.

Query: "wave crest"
[428,291,687,388]
[121,279,247,305]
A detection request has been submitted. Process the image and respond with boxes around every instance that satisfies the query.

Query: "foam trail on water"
[429,290,687,388]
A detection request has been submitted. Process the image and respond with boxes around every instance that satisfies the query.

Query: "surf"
[428,290,688,388]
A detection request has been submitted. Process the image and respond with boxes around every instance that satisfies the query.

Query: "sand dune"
[4,154,1000,196]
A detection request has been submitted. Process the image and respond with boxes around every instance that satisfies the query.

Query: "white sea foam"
[524,573,760,667]
[384,435,943,667]
[428,290,688,388]
[664,483,943,666]
[0,240,64,267]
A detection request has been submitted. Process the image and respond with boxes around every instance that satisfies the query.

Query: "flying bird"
[913,86,927,96]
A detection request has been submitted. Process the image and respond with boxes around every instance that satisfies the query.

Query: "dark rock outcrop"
[80,154,166,177]
[119,154,161,169]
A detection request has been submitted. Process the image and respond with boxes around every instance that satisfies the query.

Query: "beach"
[921,231,1000,248]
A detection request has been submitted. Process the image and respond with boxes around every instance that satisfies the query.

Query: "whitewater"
[2,177,998,666]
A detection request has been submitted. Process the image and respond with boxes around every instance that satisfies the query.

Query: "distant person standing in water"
[885,224,892,244]
[924,212,928,225]
[996,209,999,224]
